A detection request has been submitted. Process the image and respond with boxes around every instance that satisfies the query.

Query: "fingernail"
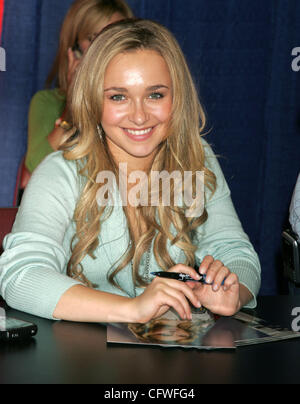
[213,284,218,291]
[206,276,212,284]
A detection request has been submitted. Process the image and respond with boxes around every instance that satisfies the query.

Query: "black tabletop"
[1,296,300,384]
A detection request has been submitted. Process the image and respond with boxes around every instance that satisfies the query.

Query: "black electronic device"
[72,41,83,59]
[0,314,38,341]
[282,228,300,285]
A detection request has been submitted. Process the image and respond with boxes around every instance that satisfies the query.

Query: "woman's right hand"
[131,264,202,324]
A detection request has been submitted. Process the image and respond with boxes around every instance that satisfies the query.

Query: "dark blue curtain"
[0,0,300,296]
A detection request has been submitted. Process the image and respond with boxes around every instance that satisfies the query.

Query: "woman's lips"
[122,126,155,141]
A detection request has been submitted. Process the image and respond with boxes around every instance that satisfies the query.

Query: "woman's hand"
[131,264,202,324]
[188,256,242,317]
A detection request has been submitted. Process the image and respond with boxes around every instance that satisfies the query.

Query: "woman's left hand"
[188,256,241,316]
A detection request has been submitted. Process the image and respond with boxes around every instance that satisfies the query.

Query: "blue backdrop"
[0,0,300,296]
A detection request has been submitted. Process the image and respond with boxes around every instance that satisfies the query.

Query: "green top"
[0,140,261,320]
[25,88,66,173]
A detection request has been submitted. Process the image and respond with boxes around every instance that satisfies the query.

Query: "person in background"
[24,0,133,178]
[0,20,261,323]
[290,173,300,239]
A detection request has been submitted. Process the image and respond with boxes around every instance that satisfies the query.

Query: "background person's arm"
[25,90,66,172]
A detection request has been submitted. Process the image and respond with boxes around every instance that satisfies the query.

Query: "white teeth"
[126,128,152,136]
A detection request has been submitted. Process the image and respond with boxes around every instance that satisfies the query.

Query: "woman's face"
[78,12,125,53]
[101,49,173,169]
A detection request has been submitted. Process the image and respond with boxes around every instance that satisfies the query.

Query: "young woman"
[0,19,261,323]
[24,0,133,175]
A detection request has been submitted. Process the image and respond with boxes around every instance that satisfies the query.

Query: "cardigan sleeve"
[194,140,261,308]
[0,152,82,319]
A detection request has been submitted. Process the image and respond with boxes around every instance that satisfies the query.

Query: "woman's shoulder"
[35,150,77,175]
[200,136,231,202]
[200,136,220,171]
[20,151,83,216]
[30,151,81,192]
[30,88,66,107]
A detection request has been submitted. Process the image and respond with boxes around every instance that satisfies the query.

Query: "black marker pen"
[150,272,225,285]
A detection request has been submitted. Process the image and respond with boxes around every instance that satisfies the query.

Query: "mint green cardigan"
[0,141,261,319]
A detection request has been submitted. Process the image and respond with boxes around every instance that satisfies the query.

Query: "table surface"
[1,296,300,384]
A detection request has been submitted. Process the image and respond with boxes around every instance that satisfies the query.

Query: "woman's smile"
[122,126,155,141]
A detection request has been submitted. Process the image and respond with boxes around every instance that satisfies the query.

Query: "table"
[1,296,300,384]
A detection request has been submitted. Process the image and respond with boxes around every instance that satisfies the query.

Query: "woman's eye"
[149,92,164,100]
[110,94,126,101]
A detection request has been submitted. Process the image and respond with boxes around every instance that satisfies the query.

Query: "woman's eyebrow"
[147,85,169,91]
[104,84,170,92]
[104,87,128,92]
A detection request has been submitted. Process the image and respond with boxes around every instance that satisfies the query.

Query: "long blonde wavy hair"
[61,19,216,289]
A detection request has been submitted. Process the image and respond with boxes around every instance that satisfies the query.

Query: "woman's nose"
[128,100,149,126]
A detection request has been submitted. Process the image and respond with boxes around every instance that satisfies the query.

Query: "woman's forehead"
[103,49,171,87]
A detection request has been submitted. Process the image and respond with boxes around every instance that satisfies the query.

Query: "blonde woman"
[24,0,133,176]
[0,20,261,323]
